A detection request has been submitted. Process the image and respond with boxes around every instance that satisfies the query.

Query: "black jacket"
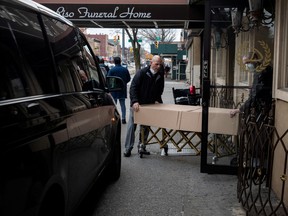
[240,65,273,113]
[129,66,164,107]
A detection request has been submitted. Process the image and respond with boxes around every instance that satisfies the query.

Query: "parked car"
[0,0,124,215]
[121,62,128,68]
[106,62,115,69]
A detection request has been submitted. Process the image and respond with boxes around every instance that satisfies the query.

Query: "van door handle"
[97,95,104,105]
[27,102,41,115]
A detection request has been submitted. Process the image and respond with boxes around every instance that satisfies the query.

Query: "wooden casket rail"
[134,104,239,156]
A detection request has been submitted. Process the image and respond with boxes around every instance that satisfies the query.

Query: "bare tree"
[125,28,142,71]
[124,28,177,71]
[139,29,177,42]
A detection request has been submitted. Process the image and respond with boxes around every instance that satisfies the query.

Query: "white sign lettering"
[78,7,118,18]
[203,60,208,78]
[55,6,152,20]
[119,7,151,19]
[56,7,74,18]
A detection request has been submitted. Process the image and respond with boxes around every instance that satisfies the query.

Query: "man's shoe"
[123,149,131,157]
[122,119,126,124]
[138,144,150,155]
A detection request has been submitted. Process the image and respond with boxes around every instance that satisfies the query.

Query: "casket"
[134,104,239,135]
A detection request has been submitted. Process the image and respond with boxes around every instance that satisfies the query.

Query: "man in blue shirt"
[108,56,131,124]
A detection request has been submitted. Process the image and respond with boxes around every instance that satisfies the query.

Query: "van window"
[0,50,25,99]
[0,5,56,98]
[82,43,101,85]
[42,16,101,92]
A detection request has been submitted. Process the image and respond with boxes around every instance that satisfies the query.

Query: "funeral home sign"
[56,6,152,19]
[42,4,204,21]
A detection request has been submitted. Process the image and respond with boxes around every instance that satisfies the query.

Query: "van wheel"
[105,138,121,182]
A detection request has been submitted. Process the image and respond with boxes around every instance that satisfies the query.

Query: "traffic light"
[154,41,159,49]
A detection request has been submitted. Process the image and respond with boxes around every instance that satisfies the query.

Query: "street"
[75,78,245,216]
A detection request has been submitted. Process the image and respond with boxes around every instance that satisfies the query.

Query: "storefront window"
[274,0,288,101]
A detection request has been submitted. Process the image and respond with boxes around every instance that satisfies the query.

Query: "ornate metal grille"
[237,101,288,215]
[210,86,288,214]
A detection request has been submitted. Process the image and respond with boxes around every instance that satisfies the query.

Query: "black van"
[0,0,124,215]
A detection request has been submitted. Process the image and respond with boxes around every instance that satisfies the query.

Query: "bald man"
[124,55,165,157]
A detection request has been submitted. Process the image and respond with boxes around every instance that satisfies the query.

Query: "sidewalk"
[110,76,247,216]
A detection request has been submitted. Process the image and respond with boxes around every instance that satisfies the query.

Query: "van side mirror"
[106,76,125,92]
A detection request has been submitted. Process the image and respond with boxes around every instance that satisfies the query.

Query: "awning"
[38,3,205,29]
